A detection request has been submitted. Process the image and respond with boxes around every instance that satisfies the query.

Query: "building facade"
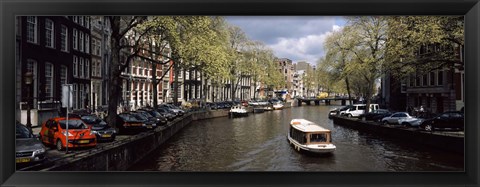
[404,45,464,114]
[18,16,91,126]
[276,58,294,98]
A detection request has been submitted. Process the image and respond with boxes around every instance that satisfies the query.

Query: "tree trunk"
[150,42,158,109]
[173,60,179,106]
[345,76,352,105]
[106,17,121,130]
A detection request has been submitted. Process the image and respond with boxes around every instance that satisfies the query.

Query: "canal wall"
[42,110,228,171]
[332,116,464,154]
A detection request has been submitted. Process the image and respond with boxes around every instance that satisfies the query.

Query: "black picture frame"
[1,0,479,186]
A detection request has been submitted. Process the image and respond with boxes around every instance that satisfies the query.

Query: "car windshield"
[16,124,33,139]
[59,119,88,129]
[81,115,101,124]
[139,111,153,118]
[119,113,138,122]
[132,113,148,121]
[148,111,162,117]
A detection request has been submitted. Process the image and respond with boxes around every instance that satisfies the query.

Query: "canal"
[128,105,464,172]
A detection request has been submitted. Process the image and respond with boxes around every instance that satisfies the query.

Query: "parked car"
[79,114,116,142]
[398,117,424,127]
[419,111,464,131]
[398,112,437,127]
[343,104,380,118]
[337,105,355,116]
[130,111,158,130]
[159,104,185,116]
[16,122,46,165]
[328,106,348,119]
[138,109,168,126]
[39,117,97,151]
[359,109,392,122]
[206,102,219,110]
[381,112,414,125]
[156,107,177,121]
[115,113,148,134]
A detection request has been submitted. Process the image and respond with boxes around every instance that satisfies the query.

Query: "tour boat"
[287,119,336,153]
[229,105,249,117]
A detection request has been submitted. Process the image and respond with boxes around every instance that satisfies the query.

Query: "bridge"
[296,97,357,106]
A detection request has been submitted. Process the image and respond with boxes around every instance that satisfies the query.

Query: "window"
[86,59,90,78]
[79,32,84,52]
[26,16,37,43]
[73,16,78,23]
[422,74,428,86]
[85,16,90,29]
[415,75,421,87]
[429,72,435,86]
[73,29,78,50]
[438,70,443,86]
[79,16,84,26]
[79,58,84,78]
[95,38,102,56]
[79,84,84,109]
[61,25,68,52]
[310,133,327,143]
[45,19,54,48]
[60,65,67,85]
[73,84,77,109]
[409,74,415,87]
[97,60,101,77]
[73,56,78,77]
[45,62,54,99]
[85,34,90,54]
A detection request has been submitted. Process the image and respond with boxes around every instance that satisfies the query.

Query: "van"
[344,104,379,118]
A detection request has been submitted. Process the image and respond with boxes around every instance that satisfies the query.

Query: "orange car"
[39,117,97,151]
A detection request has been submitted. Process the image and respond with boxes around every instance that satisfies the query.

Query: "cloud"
[226,16,345,66]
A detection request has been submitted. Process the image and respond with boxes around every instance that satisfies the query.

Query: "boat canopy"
[290,119,330,133]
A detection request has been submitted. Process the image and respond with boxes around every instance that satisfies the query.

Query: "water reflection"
[129,105,464,172]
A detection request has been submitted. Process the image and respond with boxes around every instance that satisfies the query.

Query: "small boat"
[273,103,284,110]
[253,107,265,113]
[287,119,336,154]
[229,105,248,117]
[263,105,273,111]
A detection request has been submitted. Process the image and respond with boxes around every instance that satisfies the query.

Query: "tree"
[106,16,149,129]
[226,25,250,101]
[105,16,231,129]
[323,25,357,104]
[385,16,464,79]
[242,41,278,100]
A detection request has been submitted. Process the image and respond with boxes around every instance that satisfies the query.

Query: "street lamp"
[24,72,33,133]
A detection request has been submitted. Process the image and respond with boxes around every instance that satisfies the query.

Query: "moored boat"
[253,107,265,113]
[229,105,248,117]
[287,119,336,153]
[273,103,284,110]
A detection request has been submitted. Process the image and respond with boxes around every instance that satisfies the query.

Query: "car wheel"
[56,139,64,151]
[424,124,433,131]
[402,122,409,127]
[348,114,352,118]
[382,121,388,125]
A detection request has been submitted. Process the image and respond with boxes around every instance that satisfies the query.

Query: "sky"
[226,16,347,67]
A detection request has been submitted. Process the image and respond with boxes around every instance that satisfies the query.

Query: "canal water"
[128,105,464,172]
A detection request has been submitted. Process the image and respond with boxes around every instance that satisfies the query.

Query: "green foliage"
[385,16,464,79]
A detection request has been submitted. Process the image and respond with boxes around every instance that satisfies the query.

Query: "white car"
[381,112,414,125]
[343,104,379,118]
